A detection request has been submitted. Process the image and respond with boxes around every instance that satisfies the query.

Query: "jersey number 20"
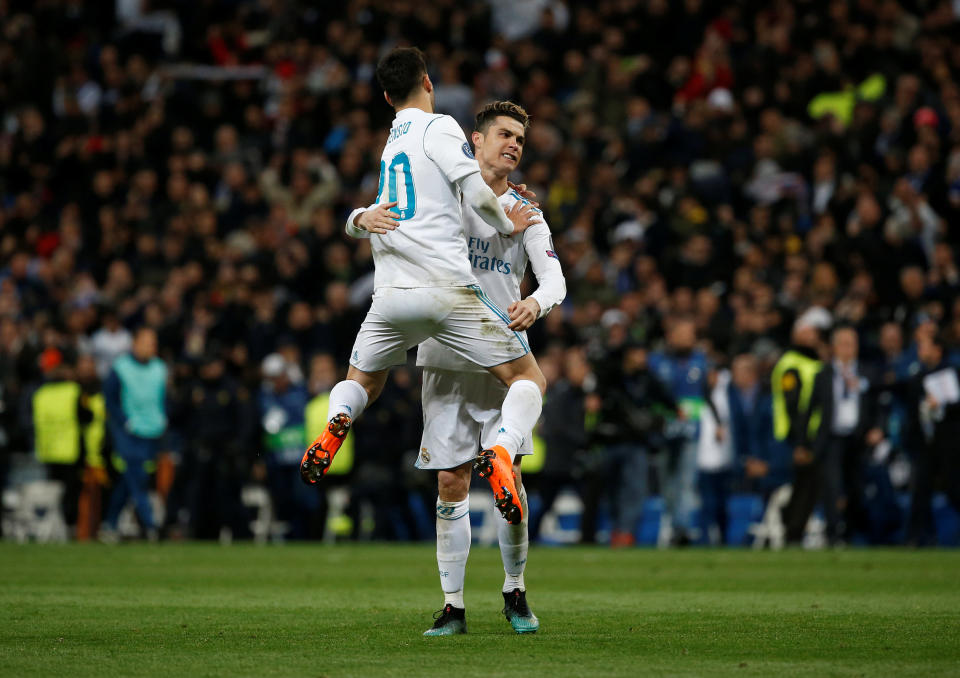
[377,152,417,220]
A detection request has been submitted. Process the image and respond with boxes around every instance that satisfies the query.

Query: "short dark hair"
[831,323,857,340]
[928,330,948,352]
[375,47,427,106]
[474,101,530,133]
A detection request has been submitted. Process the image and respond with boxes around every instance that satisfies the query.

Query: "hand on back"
[357,201,401,234]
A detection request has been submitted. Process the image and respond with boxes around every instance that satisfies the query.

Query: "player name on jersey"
[387,121,412,144]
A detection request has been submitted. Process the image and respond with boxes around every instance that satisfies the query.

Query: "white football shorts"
[417,367,533,470]
[349,285,529,372]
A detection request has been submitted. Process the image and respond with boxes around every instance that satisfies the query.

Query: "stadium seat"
[888,492,958,547]
[891,492,912,545]
[932,494,960,547]
[748,484,791,550]
[537,490,583,545]
[242,485,277,544]
[635,496,664,546]
[405,492,434,541]
[5,481,68,544]
[726,493,765,547]
[325,487,353,542]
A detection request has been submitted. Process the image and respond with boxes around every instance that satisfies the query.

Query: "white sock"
[327,379,368,421]
[436,497,470,609]
[499,484,529,592]
[494,380,542,456]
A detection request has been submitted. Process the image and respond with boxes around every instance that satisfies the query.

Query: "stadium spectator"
[0,380,10,537]
[166,352,253,540]
[592,341,676,547]
[906,331,960,546]
[728,353,791,498]
[529,346,590,543]
[21,348,90,532]
[346,366,423,541]
[74,352,109,539]
[803,326,884,545]
[773,315,826,545]
[698,366,734,545]
[257,352,322,540]
[90,308,132,379]
[649,317,709,545]
[101,327,168,542]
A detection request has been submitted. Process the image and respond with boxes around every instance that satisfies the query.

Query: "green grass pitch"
[1,543,959,677]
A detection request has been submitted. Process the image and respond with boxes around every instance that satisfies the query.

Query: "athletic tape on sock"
[436,498,470,521]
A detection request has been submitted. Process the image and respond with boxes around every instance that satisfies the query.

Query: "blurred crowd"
[2,0,960,545]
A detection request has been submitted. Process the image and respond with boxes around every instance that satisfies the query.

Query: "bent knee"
[345,367,388,403]
[529,371,546,395]
[516,372,546,396]
[507,372,546,395]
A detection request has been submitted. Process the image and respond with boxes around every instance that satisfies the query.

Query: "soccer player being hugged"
[348,101,565,635]
[299,46,548,611]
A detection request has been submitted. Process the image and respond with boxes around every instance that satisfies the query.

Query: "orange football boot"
[474,445,523,525]
[300,413,352,484]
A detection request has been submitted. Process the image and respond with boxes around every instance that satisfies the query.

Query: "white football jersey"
[416,189,565,372]
[364,108,482,289]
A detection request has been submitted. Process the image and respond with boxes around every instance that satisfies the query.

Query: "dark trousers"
[0,455,6,537]
[578,468,605,544]
[610,443,652,535]
[527,471,574,542]
[698,469,732,544]
[266,457,326,540]
[106,431,160,530]
[908,437,960,545]
[577,444,652,542]
[166,442,250,539]
[821,435,866,544]
[784,459,819,543]
[47,461,83,528]
[785,435,865,544]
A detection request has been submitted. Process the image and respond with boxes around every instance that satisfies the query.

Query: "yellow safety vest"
[807,74,886,127]
[33,381,82,464]
[523,433,546,474]
[306,393,354,475]
[771,350,822,442]
[519,395,551,474]
[83,392,107,468]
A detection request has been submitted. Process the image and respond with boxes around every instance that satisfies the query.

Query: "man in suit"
[906,331,960,545]
[728,353,792,498]
[804,326,884,545]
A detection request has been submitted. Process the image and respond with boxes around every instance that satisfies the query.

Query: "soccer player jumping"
[348,101,566,635]
[300,50,544,549]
